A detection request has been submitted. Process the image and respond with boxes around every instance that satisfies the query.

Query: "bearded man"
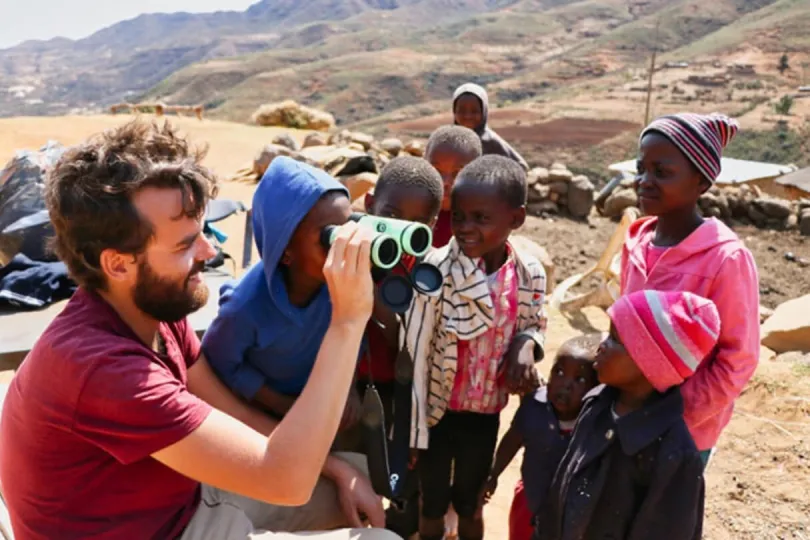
[0,120,396,540]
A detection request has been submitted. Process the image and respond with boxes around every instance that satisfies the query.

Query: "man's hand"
[324,222,375,327]
[340,388,363,431]
[329,458,385,528]
[504,336,540,394]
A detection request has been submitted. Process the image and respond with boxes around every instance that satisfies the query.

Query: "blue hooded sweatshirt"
[202,156,350,399]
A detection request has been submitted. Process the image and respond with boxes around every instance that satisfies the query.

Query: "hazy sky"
[0,0,258,48]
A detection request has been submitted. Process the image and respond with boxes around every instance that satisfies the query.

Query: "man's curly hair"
[45,120,219,291]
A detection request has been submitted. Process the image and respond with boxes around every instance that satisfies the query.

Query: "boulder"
[302,132,328,148]
[530,183,551,202]
[271,132,298,151]
[403,141,424,157]
[527,167,550,186]
[800,209,810,236]
[253,144,300,177]
[509,234,556,290]
[350,132,375,151]
[786,213,799,230]
[298,145,378,177]
[548,167,574,183]
[339,172,378,202]
[251,100,335,131]
[550,162,567,171]
[568,175,595,219]
[548,181,570,195]
[381,138,403,156]
[329,129,353,146]
[761,294,810,353]
[799,199,810,212]
[602,188,638,218]
[753,197,792,220]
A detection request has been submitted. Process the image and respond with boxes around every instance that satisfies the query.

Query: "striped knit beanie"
[607,290,720,392]
[640,113,740,183]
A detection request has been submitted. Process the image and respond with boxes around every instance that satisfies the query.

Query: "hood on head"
[251,156,348,296]
[453,83,489,134]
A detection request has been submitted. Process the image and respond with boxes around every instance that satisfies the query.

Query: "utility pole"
[644,18,662,126]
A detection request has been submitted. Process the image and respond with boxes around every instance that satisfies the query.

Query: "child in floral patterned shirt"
[403,155,548,540]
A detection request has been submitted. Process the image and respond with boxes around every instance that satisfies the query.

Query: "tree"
[778,53,790,75]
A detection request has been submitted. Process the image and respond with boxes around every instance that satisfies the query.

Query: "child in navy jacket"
[538,290,716,540]
[480,335,600,540]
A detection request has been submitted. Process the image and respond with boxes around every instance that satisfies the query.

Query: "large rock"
[800,208,810,236]
[381,138,403,156]
[251,100,335,131]
[253,144,300,177]
[530,183,551,202]
[548,181,569,195]
[403,141,424,157]
[753,197,792,220]
[271,132,298,151]
[302,132,328,148]
[329,129,354,146]
[298,145,377,177]
[548,167,574,183]
[568,175,595,219]
[761,294,810,353]
[350,132,375,151]
[509,234,556,290]
[602,188,638,218]
[527,167,550,186]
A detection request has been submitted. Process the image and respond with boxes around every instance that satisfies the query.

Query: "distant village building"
[609,157,796,199]
[776,167,810,199]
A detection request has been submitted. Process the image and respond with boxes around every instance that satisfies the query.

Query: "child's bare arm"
[481,423,523,503]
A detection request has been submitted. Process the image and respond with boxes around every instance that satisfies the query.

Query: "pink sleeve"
[73,352,212,465]
[680,248,760,428]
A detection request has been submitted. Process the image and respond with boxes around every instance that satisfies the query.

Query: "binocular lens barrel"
[349,213,432,258]
[321,225,401,270]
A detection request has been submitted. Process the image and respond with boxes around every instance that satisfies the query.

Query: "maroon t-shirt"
[0,288,212,539]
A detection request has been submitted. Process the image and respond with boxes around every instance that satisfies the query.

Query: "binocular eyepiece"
[320,213,433,270]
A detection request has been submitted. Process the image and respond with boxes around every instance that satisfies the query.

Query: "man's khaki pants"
[180,453,400,540]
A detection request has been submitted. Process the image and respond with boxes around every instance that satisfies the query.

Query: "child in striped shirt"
[403,155,548,540]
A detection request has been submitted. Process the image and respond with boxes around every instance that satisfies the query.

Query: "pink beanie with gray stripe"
[641,112,739,183]
[607,290,721,392]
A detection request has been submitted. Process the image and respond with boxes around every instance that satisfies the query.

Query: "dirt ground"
[2,115,809,539]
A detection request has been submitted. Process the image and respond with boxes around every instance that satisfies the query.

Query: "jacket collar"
[573,385,685,474]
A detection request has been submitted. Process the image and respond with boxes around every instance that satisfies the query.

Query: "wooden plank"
[0,271,234,370]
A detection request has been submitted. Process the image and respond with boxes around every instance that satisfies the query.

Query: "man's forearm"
[253,386,296,419]
[264,321,366,492]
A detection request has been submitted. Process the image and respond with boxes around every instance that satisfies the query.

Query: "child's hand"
[339,388,363,431]
[479,475,498,505]
[504,336,539,394]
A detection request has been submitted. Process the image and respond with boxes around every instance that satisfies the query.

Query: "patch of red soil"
[390,112,639,147]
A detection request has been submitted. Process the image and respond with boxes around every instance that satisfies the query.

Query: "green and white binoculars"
[320,213,433,270]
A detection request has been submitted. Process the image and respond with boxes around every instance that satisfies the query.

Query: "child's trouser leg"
[508,480,534,540]
[448,412,499,540]
[418,414,455,539]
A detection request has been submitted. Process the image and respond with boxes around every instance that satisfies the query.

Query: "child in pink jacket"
[621,112,760,467]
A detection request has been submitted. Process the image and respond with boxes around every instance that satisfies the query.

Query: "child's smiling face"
[635,132,709,217]
[454,93,484,131]
[451,180,523,264]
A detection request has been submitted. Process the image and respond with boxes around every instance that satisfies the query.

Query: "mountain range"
[0,0,807,137]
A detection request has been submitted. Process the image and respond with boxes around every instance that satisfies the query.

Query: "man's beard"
[133,259,209,323]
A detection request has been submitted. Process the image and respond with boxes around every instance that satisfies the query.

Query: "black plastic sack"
[0,141,65,266]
